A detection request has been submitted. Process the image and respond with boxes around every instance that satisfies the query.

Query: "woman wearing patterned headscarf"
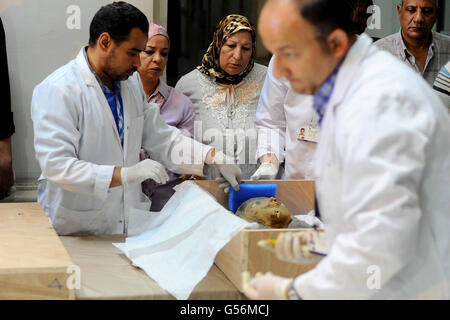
[176,14,267,182]
[130,22,195,211]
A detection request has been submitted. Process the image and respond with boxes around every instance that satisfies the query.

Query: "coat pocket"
[53,205,108,236]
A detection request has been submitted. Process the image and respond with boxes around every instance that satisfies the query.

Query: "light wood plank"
[0,203,75,299]
[60,235,244,300]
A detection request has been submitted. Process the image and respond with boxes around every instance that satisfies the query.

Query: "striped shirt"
[433,61,450,111]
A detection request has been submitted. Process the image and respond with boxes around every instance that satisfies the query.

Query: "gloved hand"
[210,150,242,193]
[121,159,169,186]
[242,271,293,300]
[275,232,321,264]
[216,165,242,193]
[250,163,279,180]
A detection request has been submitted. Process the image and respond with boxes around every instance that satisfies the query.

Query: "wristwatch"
[287,281,301,300]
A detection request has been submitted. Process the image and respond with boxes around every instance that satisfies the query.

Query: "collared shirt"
[145,77,195,138]
[311,58,349,219]
[147,84,165,107]
[83,47,125,146]
[313,62,342,127]
[375,31,450,86]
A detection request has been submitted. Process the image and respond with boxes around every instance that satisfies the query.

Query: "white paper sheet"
[114,181,252,300]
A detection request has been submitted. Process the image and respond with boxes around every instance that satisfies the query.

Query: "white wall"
[366,0,400,39]
[1,0,165,182]
[444,1,450,35]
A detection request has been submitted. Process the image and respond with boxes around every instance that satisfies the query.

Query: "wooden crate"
[195,180,318,292]
[0,203,75,299]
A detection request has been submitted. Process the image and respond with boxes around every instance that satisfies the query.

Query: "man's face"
[398,0,437,41]
[104,28,148,81]
[258,0,341,95]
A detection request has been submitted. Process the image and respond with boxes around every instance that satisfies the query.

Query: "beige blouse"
[176,63,268,179]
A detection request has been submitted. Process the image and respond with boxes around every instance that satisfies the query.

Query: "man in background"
[376,0,450,85]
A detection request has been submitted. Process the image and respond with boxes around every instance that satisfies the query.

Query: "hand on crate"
[275,232,324,264]
[242,271,292,300]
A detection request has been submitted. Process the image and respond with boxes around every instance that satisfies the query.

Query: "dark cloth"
[314,192,321,219]
[0,18,14,140]
[142,177,182,212]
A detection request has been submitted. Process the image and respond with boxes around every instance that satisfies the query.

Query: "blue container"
[228,184,277,212]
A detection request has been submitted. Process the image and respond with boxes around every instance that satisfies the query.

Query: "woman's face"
[138,34,169,81]
[219,30,253,76]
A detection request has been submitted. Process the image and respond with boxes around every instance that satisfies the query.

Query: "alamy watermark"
[367,5,382,31]
[367,265,381,290]
[66,5,81,30]
[65,4,382,31]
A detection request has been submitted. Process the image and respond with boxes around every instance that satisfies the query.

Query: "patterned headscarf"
[197,14,256,85]
[148,22,170,46]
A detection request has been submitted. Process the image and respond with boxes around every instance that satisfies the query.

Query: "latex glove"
[250,163,279,180]
[121,159,169,186]
[275,232,321,264]
[216,176,232,194]
[211,151,242,192]
[242,272,292,300]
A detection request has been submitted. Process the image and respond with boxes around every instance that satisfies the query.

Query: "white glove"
[216,165,242,192]
[275,232,322,264]
[121,159,169,186]
[242,272,292,300]
[250,163,279,180]
[211,151,242,192]
[216,176,231,194]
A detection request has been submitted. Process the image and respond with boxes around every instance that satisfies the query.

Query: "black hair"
[88,1,149,47]
[295,0,358,48]
[347,0,372,11]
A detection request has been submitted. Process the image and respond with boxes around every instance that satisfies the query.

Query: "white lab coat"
[294,34,450,299]
[31,49,210,236]
[255,57,317,179]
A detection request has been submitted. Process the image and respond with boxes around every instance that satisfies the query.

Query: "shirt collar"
[398,30,435,60]
[83,46,120,94]
[313,61,343,127]
[149,78,170,101]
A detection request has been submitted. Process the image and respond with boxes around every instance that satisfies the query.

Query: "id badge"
[298,125,319,143]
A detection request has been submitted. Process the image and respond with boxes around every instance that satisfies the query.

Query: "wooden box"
[0,203,75,299]
[195,180,318,292]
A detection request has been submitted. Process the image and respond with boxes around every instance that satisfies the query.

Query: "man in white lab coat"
[251,0,373,181]
[252,57,317,180]
[31,2,241,236]
[243,0,450,299]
